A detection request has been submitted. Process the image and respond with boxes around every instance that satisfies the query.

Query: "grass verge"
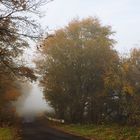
[51,123,140,140]
[0,126,20,140]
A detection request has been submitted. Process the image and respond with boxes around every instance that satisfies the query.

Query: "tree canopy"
[36,17,119,123]
[36,17,140,125]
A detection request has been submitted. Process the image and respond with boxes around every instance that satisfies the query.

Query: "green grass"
[0,127,20,140]
[53,123,140,140]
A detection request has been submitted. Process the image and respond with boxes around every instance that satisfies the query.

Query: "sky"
[39,0,140,54]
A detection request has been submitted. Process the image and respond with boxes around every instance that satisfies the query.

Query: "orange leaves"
[4,88,20,101]
[122,83,135,96]
[122,62,130,73]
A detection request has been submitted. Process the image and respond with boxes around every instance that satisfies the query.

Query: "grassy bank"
[0,127,20,140]
[52,123,140,140]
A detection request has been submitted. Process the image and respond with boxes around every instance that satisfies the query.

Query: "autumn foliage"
[36,17,140,125]
[0,0,49,124]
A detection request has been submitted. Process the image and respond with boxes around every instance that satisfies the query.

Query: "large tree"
[36,17,119,123]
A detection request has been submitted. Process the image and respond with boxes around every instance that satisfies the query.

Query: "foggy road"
[22,119,88,140]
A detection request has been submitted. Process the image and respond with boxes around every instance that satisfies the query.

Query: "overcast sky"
[39,0,140,54]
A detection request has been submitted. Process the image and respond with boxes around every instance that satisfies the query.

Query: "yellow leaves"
[123,83,134,96]
[123,62,130,73]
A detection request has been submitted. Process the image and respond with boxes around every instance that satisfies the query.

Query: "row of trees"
[0,0,50,124]
[36,18,140,125]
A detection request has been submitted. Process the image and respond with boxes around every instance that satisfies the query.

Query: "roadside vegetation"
[52,123,140,140]
[0,126,20,140]
[35,17,140,139]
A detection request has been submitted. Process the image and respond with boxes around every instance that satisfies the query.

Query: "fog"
[15,82,53,119]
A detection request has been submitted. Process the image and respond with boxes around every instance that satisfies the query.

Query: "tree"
[0,64,22,124]
[0,0,52,79]
[0,0,51,123]
[104,48,140,125]
[121,48,140,125]
[36,17,119,123]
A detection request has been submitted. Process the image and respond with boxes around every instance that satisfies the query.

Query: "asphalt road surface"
[22,119,88,140]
